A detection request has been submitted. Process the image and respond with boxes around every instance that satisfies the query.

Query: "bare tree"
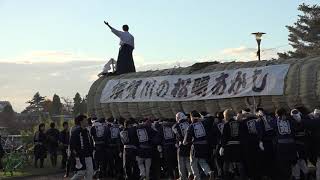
[61,97,73,115]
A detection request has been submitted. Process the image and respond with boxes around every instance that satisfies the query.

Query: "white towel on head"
[314,109,320,114]
[176,112,187,121]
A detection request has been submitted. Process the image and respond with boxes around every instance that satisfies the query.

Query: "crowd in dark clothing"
[33,107,320,180]
[33,122,70,169]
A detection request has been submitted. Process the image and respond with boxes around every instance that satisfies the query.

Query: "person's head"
[313,109,320,119]
[275,108,287,120]
[124,118,134,128]
[75,114,87,128]
[176,112,187,122]
[242,108,256,119]
[119,117,126,125]
[99,118,106,123]
[223,109,235,122]
[291,109,302,122]
[295,106,309,116]
[122,24,129,32]
[190,110,201,123]
[63,121,69,130]
[107,117,114,123]
[216,111,224,120]
[242,108,251,114]
[159,118,166,123]
[50,122,55,129]
[256,107,265,117]
[87,118,93,126]
[144,118,152,126]
[236,110,244,121]
[39,123,45,132]
[200,111,208,118]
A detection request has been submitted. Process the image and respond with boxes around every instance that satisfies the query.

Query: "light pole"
[251,32,266,61]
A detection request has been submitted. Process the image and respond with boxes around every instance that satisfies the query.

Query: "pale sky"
[0,0,318,112]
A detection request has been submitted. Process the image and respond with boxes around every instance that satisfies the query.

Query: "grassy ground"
[0,156,64,179]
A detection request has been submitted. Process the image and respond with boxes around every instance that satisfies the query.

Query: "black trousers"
[106,147,122,178]
[243,146,262,180]
[276,160,293,180]
[34,156,44,168]
[116,44,136,75]
[163,146,178,178]
[94,148,107,177]
[151,148,161,180]
[61,147,68,169]
[261,141,276,179]
[49,149,58,167]
[123,148,139,180]
[65,154,75,177]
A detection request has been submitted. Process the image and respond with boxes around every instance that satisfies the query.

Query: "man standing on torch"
[104,21,136,75]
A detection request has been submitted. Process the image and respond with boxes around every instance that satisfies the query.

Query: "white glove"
[157,145,163,153]
[259,141,264,151]
[75,158,83,169]
[219,147,224,156]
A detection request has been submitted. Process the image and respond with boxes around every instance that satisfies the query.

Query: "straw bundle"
[87,56,320,119]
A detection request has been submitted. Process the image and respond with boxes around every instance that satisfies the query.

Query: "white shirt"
[111,27,135,48]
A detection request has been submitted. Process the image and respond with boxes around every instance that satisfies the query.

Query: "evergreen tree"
[50,94,62,115]
[80,96,87,115]
[73,93,82,116]
[43,99,52,113]
[23,92,46,114]
[278,3,320,59]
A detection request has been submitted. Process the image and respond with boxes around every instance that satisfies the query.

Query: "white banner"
[100,64,290,103]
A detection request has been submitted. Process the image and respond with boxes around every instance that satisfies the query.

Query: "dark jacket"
[107,123,121,146]
[240,115,263,153]
[184,119,211,159]
[159,121,176,148]
[172,119,191,157]
[60,129,70,147]
[301,117,320,162]
[120,126,139,148]
[70,126,94,159]
[34,131,47,158]
[136,123,157,158]
[221,118,242,162]
[292,118,309,159]
[272,117,297,163]
[258,115,276,142]
[90,122,108,150]
[46,128,60,152]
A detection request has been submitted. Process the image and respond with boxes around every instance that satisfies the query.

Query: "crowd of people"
[33,107,320,180]
[33,121,70,169]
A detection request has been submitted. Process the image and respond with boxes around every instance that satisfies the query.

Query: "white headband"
[290,109,301,116]
[242,110,250,114]
[314,109,320,114]
[176,112,187,121]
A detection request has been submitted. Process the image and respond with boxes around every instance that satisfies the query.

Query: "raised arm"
[104,21,112,29]
[104,21,122,37]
